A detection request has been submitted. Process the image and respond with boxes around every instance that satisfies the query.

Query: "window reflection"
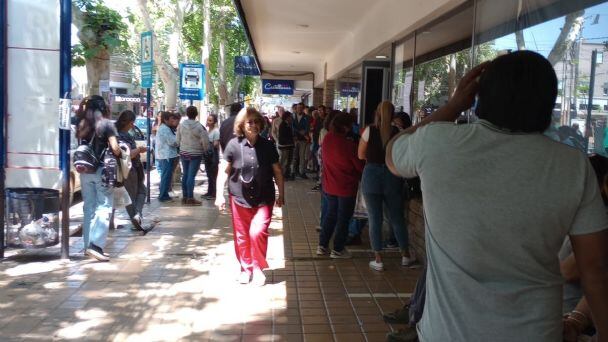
[474,0,608,154]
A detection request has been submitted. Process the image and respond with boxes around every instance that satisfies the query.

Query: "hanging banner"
[179,63,205,101]
[140,31,154,89]
[235,56,260,75]
[339,82,360,97]
[262,79,294,95]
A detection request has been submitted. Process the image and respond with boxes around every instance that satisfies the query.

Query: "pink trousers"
[230,197,272,274]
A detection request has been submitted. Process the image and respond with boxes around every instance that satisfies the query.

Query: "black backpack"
[73,133,99,174]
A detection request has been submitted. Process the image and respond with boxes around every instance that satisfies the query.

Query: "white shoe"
[251,269,266,287]
[369,260,384,271]
[330,249,352,259]
[402,256,416,267]
[316,246,329,256]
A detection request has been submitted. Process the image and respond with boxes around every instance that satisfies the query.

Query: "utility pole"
[59,0,71,259]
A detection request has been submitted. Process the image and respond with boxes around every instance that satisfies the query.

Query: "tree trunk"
[218,34,228,106]
[137,0,179,109]
[447,54,457,98]
[547,10,585,66]
[85,50,111,97]
[200,0,213,114]
[515,30,526,50]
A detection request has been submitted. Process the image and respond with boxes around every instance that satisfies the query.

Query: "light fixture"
[292,51,301,54]
[297,24,309,28]
[375,55,388,59]
[421,30,431,35]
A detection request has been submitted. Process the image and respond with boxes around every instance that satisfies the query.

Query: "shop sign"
[140,31,154,88]
[235,56,260,75]
[179,63,205,100]
[114,95,142,103]
[262,79,294,95]
[339,82,360,97]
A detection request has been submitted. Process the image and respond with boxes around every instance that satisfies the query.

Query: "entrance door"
[359,61,390,126]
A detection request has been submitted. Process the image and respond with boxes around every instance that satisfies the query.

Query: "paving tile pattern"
[1,175,420,341]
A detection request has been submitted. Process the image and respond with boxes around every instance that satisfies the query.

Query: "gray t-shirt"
[392,120,608,342]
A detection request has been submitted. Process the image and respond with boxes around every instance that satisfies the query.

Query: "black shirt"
[81,118,117,159]
[224,136,279,208]
[219,115,237,152]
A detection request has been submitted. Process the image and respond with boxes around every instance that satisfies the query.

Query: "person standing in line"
[292,102,311,179]
[316,113,365,258]
[271,106,285,144]
[387,52,608,341]
[277,111,295,180]
[203,113,220,200]
[115,110,148,231]
[75,95,122,261]
[176,106,209,206]
[215,107,285,286]
[358,101,414,271]
[155,111,179,202]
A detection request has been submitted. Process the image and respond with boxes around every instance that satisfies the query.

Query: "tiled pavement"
[0,174,421,341]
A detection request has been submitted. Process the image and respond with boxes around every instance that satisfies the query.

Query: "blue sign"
[179,63,205,101]
[140,31,154,88]
[262,79,294,95]
[340,82,360,97]
[235,56,260,75]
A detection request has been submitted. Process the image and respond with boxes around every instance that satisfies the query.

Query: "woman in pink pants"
[215,107,285,286]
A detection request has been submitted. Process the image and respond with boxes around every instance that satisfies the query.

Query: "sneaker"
[130,214,144,231]
[185,198,203,206]
[402,256,417,267]
[369,260,384,271]
[86,244,110,262]
[386,326,418,342]
[310,184,320,192]
[330,249,352,259]
[316,246,329,256]
[158,197,174,203]
[385,241,399,249]
[237,271,251,284]
[383,305,410,324]
[251,268,266,287]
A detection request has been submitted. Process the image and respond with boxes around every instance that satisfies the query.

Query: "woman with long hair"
[203,113,220,199]
[155,111,179,202]
[75,95,121,261]
[176,106,209,205]
[215,108,285,286]
[358,101,413,271]
[317,112,365,258]
[115,110,148,230]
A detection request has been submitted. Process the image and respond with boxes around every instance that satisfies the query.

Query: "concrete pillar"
[312,88,324,107]
[323,80,335,108]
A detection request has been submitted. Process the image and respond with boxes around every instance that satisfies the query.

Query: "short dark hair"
[330,112,353,134]
[186,106,198,119]
[160,111,172,124]
[475,50,557,133]
[229,102,243,116]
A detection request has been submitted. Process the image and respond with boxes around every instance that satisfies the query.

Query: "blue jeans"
[362,164,409,252]
[158,158,176,200]
[180,156,202,199]
[318,194,356,252]
[80,168,113,249]
[320,189,328,227]
[349,218,367,237]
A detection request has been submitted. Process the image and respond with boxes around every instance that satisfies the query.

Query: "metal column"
[584,50,598,152]
[59,0,71,259]
[146,88,151,203]
[0,0,7,259]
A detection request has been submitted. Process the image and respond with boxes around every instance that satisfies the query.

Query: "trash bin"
[5,188,60,248]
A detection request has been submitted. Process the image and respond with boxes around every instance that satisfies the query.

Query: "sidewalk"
[0,173,421,342]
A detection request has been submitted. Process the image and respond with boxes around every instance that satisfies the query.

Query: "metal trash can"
[5,188,60,248]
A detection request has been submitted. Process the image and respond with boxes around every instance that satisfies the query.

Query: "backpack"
[101,148,118,188]
[73,133,99,174]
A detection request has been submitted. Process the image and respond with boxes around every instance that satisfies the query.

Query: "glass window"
[392,36,415,115]
[412,4,474,124]
[474,0,608,154]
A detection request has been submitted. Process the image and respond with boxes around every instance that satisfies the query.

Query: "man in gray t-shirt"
[387,52,608,342]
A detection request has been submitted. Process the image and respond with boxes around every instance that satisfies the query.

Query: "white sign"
[99,80,110,93]
[402,71,413,113]
[58,98,72,130]
[182,67,201,89]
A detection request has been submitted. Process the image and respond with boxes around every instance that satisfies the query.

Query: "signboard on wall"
[179,63,205,100]
[235,56,260,75]
[340,82,360,97]
[140,31,154,88]
[262,79,294,95]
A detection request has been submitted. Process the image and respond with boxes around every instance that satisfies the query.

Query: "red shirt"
[322,131,365,197]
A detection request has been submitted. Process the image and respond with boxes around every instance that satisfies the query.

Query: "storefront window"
[474,0,608,154]
[392,36,415,115]
[412,4,474,124]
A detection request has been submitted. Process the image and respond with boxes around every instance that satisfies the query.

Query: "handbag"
[353,184,367,219]
[113,186,132,209]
